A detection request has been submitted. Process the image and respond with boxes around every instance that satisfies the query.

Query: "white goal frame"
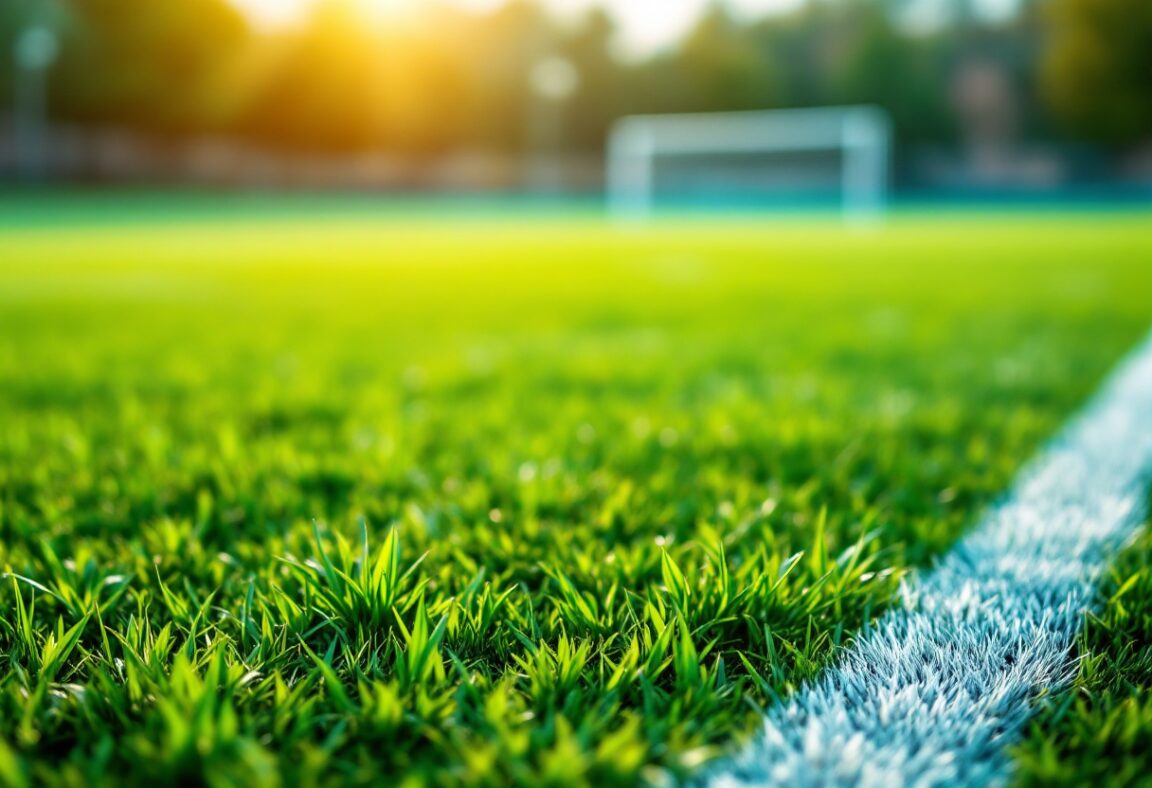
[606,106,892,222]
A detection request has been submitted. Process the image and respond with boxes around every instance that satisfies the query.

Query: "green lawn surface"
[1014,510,1152,787]
[1,200,1150,785]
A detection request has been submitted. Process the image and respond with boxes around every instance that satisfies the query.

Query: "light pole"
[526,54,579,194]
[13,24,59,182]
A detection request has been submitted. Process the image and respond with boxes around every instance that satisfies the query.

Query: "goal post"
[606,106,893,222]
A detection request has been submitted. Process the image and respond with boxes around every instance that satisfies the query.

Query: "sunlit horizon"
[231,0,807,56]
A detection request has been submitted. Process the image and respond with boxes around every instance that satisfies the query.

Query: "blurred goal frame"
[606,106,893,223]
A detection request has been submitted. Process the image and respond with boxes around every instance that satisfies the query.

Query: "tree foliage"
[5,0,1144,153]
[1042,0,1152,145]
[52,0,252,133]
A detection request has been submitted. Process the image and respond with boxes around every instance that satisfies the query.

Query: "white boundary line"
[707,329,1152,787]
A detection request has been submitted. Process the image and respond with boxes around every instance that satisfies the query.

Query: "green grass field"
[1015,518,1152,786]
[1,198,1151,785]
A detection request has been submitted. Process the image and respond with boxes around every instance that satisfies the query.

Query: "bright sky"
[233,0,806,55]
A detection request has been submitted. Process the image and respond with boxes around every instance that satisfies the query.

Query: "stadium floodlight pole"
[523,12,579,194]
[525,54,580,193]
[13,24,59,182]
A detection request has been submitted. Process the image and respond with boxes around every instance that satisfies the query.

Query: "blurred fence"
[0,117,604,192]
[1,115,1151,204]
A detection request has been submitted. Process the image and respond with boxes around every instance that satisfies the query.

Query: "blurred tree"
[242,0,473,153]
[53,0,253,134]
[747,2,840,110]
[828,2,951,145]
[1042,0,1152,145]
[634,4,780,116]
[558,9,621,153]
[461,0,555,153]
[6,0,1141,165]
[674,4,778,111]
[0,3,27,107]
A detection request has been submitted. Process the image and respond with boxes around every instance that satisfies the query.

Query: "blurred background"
[0,0,1149,205]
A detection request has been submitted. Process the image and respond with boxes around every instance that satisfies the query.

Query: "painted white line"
[707,330,1152,787]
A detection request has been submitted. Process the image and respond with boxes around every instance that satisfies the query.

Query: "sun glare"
[234,0,806,54]
[357,0,419,15]
[233,0,427,27]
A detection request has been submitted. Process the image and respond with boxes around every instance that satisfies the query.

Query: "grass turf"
[0,200,1150,785]
[1013,506,1152,787]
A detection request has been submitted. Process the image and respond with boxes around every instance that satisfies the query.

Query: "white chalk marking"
[707,330,1152,787]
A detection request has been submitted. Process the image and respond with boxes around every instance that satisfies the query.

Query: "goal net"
[606,106,892,222]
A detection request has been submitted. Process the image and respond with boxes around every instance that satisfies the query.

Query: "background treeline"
[0,0,1148,155]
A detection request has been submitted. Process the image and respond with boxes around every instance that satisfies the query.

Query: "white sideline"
[706,330,1152,787]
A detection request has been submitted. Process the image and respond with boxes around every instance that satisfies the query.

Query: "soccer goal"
[606,106,892,222]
